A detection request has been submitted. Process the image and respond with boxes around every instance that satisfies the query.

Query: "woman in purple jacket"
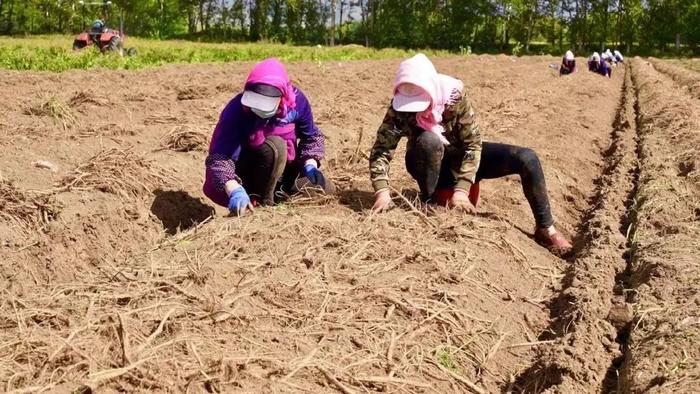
[588,52,612,78]
[204,58,334,215]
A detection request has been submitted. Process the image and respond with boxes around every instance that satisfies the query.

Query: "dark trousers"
[405,132,554,228]
[237,136,334,205]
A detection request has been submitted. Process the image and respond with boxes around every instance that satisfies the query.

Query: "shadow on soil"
[337,189,378,212]
[150,190,215,235]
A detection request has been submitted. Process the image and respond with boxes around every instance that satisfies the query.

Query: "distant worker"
[204,58,334,215]
[560,50,576,75]
[588,52,611,78]
[606,49,615,62]
[614,50,624,63]
[89,19,106,43]
[369,54,573,254]
[603,49,617,66]
[91,20,105,34]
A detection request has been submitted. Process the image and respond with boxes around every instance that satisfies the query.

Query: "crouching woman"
[369,54,572,254]
[204,58,334,215]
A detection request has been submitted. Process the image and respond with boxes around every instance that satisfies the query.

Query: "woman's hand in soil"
[449,189,475,213]
[372,189,394,213]
[228,186,255,217]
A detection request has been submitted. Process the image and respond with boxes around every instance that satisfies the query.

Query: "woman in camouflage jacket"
[369,54,572,254]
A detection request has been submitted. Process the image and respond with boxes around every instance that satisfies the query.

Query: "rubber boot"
[259,136,288,206]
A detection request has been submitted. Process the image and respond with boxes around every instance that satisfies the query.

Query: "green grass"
[0,35,450,72]
[435,348,458,372]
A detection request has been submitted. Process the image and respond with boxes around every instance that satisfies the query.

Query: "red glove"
[434,182,480,207]
[468,182,480,206]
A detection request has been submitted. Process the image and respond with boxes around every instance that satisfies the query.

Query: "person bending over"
[369,54,572,254]
[560,50,577,75]
[588,52,612,78]
[204,58,334,215]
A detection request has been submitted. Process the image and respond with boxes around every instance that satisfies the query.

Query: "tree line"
[1,0,698,55]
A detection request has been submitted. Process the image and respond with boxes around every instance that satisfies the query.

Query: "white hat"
[393,83,431,112]
[241,84,282,112]
[565,50,574,60]
[592,52,601,62]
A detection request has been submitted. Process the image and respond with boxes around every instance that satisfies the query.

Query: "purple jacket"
[588,60,611,77]
[203,87,325,206]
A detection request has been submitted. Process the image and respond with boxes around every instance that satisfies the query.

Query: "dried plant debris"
[24,96,78,129]
[162,125,208,152]
[0,177,61,232]
[57,148,177,198]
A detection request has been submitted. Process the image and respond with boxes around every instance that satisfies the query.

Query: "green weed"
[24,96,77,129]
[435,348,458,372]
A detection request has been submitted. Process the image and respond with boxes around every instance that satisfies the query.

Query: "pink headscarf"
[243,58,299,160]
[244,58,296,117]
[393,54,464,144]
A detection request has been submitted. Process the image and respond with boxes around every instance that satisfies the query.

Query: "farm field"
[649,57,700,99]
[0,55,698,393]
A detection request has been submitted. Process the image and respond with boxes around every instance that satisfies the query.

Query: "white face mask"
[251,105,279,119]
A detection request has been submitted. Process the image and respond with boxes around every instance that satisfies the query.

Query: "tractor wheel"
[125,47,137,57]
[107,36,122,52]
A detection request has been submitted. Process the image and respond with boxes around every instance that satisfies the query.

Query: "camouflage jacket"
[369,93,483,192]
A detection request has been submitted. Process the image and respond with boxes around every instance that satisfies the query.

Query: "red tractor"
[72,1,136,56]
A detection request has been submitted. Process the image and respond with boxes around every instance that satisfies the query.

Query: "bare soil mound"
[648,58,700,100]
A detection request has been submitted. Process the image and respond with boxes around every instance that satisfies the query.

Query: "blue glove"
[228,187,252,215]
[303,163,326,188]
